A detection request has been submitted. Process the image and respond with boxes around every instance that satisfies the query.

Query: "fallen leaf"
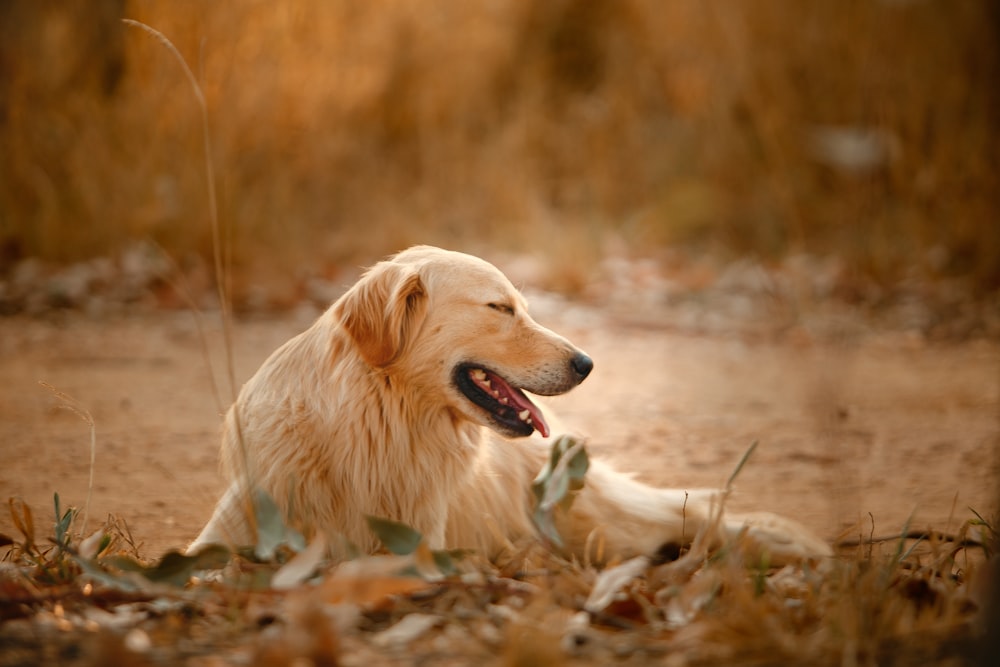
[372,613,440,647]
[584,555,650,613]
[317,555,431,607]
[366,516,423,555]
[272,534,327,590]
[253,489,305,560]
[98,544,231,588]
[531,436,589,548]
[78,529,106,560]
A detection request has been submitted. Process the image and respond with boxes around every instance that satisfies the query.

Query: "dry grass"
[0,493,995,666]
[2,437,996,664]
[0,1,997,299]
[2,8,997,660]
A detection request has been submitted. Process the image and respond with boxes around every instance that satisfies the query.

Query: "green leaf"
[52,492,76,555]
[532,508,562,549]
[75,557,144,592]
[144,547,231,586]
[92,544,231,589]
[366,516,423,555]
[83,544,232,591]
[534,435,589,506]
[431,548,471,576]
[726,440,758,491]
[531,436,590,549]
[252,489,305,560]
[567,446,589,484]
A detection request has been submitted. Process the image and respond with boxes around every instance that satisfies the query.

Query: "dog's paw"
[725,511,833,565]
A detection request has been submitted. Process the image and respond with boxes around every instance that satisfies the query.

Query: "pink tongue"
[481,371,550,437]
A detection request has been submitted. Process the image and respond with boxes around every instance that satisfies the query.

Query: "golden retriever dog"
[190,246,830,564]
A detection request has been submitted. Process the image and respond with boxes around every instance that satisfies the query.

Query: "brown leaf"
[8,497,35,549]
[315,555,431,608]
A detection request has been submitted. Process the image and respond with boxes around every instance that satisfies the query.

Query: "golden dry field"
[1,1,999,665]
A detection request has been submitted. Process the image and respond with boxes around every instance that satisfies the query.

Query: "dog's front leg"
[187,483,255,554]
[424,516,448,552]
[417,489,457,551]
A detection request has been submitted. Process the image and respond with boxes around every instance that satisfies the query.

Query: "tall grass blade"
[726,440,759,492]
[121,18,236,404]
[38,382,95,537]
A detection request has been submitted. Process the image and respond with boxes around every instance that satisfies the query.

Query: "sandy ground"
[1,299,997,558]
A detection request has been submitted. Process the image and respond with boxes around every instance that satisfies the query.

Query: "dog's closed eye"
[487,302,515,315]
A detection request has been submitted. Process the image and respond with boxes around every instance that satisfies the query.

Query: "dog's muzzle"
[453,352,593,438]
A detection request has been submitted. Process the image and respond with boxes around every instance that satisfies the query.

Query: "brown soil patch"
[2,303,996,554]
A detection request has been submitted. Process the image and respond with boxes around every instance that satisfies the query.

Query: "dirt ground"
[1,295,998,558]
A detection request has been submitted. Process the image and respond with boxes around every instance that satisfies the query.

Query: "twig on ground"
[835,530,984,550]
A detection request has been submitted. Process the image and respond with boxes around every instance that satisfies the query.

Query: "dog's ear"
[335,261,427,367]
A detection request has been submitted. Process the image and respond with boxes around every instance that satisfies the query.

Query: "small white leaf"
[272,534,327,590]
[583,555,650,613]
[78,529,106,560]
[372,613,440,647]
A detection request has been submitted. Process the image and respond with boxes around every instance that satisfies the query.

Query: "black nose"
[571,352,594,380]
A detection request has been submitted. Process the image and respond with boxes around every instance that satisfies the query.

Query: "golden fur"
[190,246,830,563]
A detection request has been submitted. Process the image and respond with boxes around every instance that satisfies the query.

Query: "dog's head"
[334,246,593,438]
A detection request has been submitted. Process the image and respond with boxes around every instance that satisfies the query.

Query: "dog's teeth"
[499,397,508,405]
[471,369,486,381]
[482,380,491,388]
[518,409,530,421]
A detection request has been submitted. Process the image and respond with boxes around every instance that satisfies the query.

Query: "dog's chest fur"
[221,318,481,551]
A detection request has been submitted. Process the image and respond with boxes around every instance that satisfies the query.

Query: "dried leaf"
[78,529,106,560]
[317,555,430,607]
[660,568,724,630]
[412,542,443,581]
[8,497,35,549]
[372,613,440,647]
[584,555,650,613]
[272,534,327,590]
[409,542,471,580]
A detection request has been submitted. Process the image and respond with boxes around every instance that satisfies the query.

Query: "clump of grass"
[3,494,100,585]
[0,485,992,665]
[37,382,97,537]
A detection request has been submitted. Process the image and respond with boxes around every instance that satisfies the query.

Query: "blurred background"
[0,2,998,600]
[0,0,998,316]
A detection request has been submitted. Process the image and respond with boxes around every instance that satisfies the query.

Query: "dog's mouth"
[453,364,550,438]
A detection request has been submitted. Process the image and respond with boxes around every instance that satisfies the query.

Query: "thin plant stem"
[38,382,96,537]
[121,18,236,405]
